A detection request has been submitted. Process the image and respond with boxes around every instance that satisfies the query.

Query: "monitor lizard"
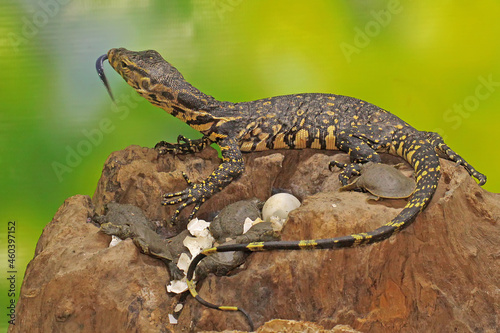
[96,48,486,330]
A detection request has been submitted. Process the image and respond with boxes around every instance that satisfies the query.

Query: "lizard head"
[97,48,185,106]
[96,48,231,133]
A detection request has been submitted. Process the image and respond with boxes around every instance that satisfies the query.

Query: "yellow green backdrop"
[1,1,499,330]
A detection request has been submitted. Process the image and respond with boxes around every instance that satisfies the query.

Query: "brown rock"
[92,145,284,233]
[254,319,361,332]
[10,145,500,333]
[93,145,221,233]
[201,320,361,333]
[10,195,172,332]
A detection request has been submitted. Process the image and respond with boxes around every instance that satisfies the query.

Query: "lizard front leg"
[329,127,383,185]
[155,135,212,155]
[162,137,244,223]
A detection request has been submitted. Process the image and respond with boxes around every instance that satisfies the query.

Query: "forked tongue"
[96,53,115,102]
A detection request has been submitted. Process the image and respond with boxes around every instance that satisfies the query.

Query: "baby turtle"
[96,200,278,281]
[339,162,416,199]
[209,198,262,241]
[95,202,188,280]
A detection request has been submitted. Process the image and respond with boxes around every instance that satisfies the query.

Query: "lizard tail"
[186,136,441,330]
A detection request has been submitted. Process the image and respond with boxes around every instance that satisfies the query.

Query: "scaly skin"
[99,48,486,330]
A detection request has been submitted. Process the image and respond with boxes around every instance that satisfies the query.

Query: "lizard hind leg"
[424,132,486,185]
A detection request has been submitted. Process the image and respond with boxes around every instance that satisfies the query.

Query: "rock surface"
[10,145,500,333]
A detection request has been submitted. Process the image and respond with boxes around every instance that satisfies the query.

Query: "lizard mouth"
[96,53,115,101]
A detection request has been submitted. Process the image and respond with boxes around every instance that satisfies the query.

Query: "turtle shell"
[341,163,415,199]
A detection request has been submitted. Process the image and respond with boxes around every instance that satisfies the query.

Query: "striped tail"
[185,138,441,330]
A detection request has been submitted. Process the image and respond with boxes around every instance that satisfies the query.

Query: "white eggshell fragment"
[262,193,301,222]
[187,218,211,237]
[270,215,286,232]
[166,279,188,293]
[109,235,122,247]
[168,314,178,324]
[177,252,192,273]
[183,234,215,257]
[243,217,264,234]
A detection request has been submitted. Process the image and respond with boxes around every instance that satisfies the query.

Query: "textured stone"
[92,145,284,234]
[183,155,499,332]
[10,145,500,333]
[10,195,171,333]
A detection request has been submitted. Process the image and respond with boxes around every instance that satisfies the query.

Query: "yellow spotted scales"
[97,48,486,330]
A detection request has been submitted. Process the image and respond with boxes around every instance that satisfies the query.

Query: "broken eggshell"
[168,314,178,324]
[176,252,191,273]
[182,233,215,258]
[187,218,211,238]
[166,278,188,293]
[262,193,301,223]
[209,198,262,241]
[243,217,264,234]
[168,218,215,295]
[109,235,122,247]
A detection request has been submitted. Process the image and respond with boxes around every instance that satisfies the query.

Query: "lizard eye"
[121,61,128,68]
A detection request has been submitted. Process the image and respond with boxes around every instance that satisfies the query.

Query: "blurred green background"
[1,1,499,330]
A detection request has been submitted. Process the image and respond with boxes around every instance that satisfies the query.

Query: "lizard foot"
[329,160,362,186]
[162,172,214,223]
[425,131,487,186]
[155,135,210,155]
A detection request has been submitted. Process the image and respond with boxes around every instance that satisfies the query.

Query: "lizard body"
[97,48,486,329]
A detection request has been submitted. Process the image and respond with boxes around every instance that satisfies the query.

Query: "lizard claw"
[155,135,210,155]
[329,160,362,186]
[162,172,209,223]
[162,173,193,203]
[328,160,348,172]
[476,173,487,186]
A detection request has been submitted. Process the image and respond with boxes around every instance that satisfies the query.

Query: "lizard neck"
[107,48,241,137]
[135,75,228,134]
[107,48,242,136]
